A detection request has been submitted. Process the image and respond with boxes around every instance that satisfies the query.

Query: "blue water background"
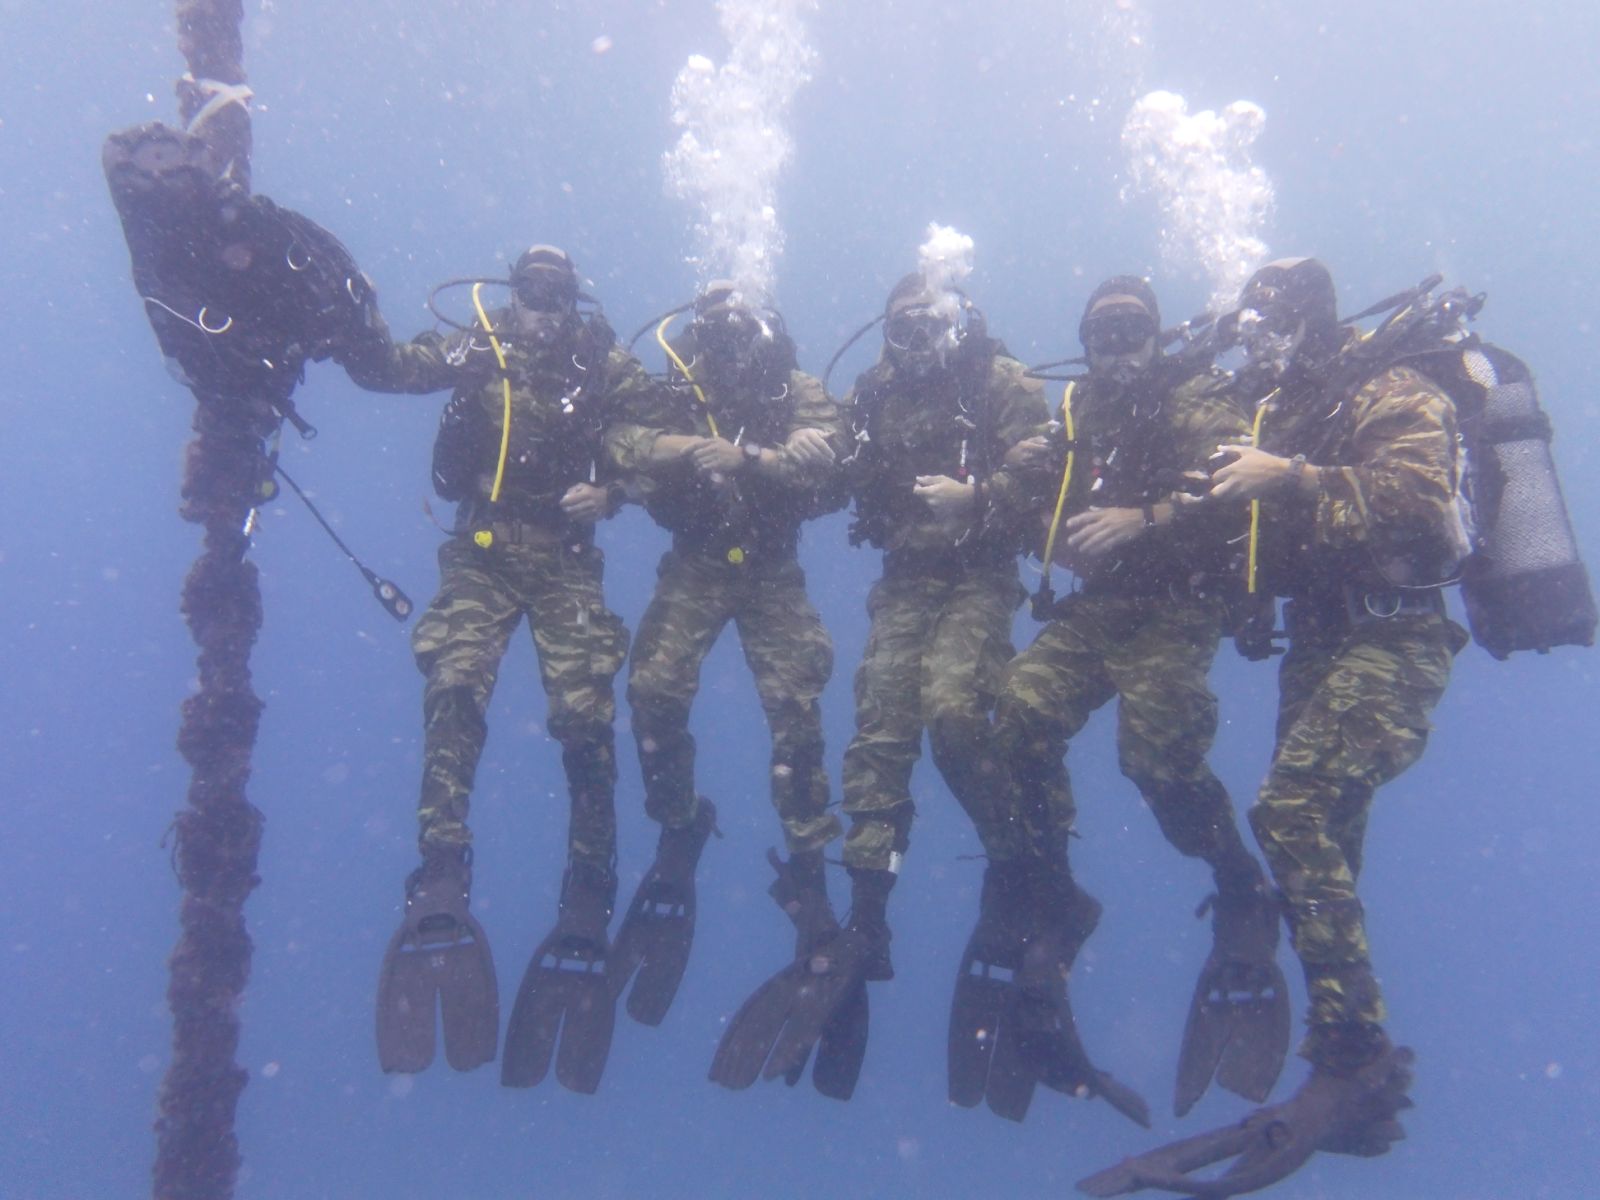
[1,2,1596,1197]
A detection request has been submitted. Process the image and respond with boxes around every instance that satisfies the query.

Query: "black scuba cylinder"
[1455,345,1596,657]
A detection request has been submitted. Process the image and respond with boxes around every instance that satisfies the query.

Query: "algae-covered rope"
[150,5,264,1200]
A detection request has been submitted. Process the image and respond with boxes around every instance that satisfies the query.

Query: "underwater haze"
[3,1,1598,1197]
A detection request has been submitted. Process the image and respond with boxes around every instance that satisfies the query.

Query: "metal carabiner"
[1363,591,1402,619]
[197,306,234,334]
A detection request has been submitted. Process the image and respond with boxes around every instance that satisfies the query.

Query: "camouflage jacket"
[845,347,1049,568]
[605,339,848,561]
[1249,363,1462,596]
[1046,365,1248,595]
[344,307,667,529]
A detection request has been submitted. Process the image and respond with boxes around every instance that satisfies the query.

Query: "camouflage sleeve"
[339,307,471,395]
[766,369,849,515]
[1159,370,1250,552]
[980,355,1052,526]
[600,347,676,477]
[761,369,847,483]
[602,346,672,424]
[603,421,665,476]
[1313,365,1460,555]
[1168,371,1250,470]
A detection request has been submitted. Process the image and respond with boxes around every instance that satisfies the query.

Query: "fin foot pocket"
[501,863,618,1094]
[950,863,1145,1126]
[376,855,498,1074]
[610,799,719,1027]
[709,902,877,1102]
[1174,885,1291,1116]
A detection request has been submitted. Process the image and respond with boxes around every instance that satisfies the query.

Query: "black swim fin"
[948,861,1038,1120]
[951,863,1150,1127]
[1027,931,1153,1130]
[1079,1042,1414,1198]
[376,849,498,1073]
[501,861,617,1095]
[1174,883,1291,1116]
[709,853,880,1101]
[609,799,719,1026]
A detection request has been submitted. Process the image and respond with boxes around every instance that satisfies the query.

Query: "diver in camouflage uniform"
[1080,258,1467,1195]
[705,272,1048,1102]
[836,273,1049,970]
[977,278,1286,1121]
[600,281,848,1028]
[349,246,666,1086]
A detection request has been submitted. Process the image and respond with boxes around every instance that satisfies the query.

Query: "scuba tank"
[1449,345,1596,657]
[1312,277,1594,658]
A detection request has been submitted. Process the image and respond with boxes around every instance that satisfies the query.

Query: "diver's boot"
[1012,852,1149,1127]
[845,866,897,982]
[407,844,470,904]
[1290,1030,1415,1157]
[1027,843,1103,966]
[555,858,619,951]
[767,847,840,958]
[377,845,499,1073]
[501,859,619,1094]
[610,798,720,1025]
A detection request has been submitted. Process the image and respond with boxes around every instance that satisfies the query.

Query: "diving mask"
[1082,310,1158,357]
[1236,304,1305,378]
[885,307,956,356]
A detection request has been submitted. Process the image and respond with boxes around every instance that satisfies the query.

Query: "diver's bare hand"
[1065,506,1147,557]
[560,482,609,523]
[784,427,836,468]
[1210,444,1300,502]
[914,474,976,519]
[1005,436,1050,468]
[690,436,745,475]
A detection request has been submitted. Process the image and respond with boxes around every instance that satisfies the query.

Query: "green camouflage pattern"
[990,366,1255,884]
[626,550,840,851]
[993,593,1257,884]
[844,351,1050,560]
[612,355,845,849]
[411,536,628,869]
[1242,361,1468,1051]
[1253,610,1463,1038]
[1045,368,1249,592]
[606,363,848,514]
[343,301,663,867]
[1254,363,1465,592]
[346,306,669,518]
[840,570,1026,870]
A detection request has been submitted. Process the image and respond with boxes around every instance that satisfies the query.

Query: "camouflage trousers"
[1252,605,1464,1051]
[992,592,1258,888]
[411,534,628,869]
[626,549,841,853]
[840,567,1025,871]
